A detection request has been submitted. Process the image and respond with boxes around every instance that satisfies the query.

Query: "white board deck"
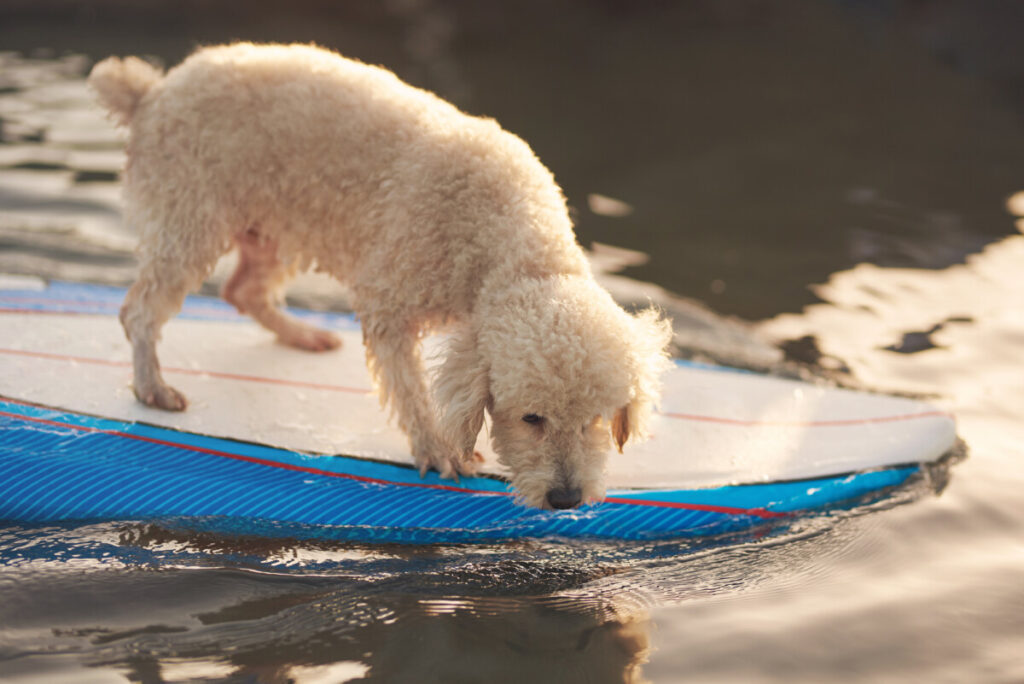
[0,279,956,491]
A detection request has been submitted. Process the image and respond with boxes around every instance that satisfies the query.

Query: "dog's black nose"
[546,487,582,510]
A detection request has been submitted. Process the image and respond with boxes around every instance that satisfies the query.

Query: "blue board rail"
[0,397,919,543]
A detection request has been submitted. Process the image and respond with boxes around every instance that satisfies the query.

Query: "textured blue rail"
[0,398,917,543]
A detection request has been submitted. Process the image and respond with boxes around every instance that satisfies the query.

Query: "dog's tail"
[88,56,164,126]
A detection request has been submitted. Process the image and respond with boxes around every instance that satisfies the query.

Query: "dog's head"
[434,276,672,509]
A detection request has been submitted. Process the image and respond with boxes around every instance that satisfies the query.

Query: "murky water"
[2,2,1024,682]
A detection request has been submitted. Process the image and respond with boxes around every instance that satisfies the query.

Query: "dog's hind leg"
[221,229,341,352]
[120,253,204,411]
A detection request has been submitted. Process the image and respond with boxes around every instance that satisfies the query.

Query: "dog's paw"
[281,325,342,352]
[448,450,481,480]
[446,451,482,481]
[413,442,478,481]
[461,450,484,474]
[135,383,187,411]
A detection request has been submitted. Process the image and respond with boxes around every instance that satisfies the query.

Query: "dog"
[89,43,672,509]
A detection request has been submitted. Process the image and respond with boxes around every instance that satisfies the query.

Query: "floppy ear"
[611,405,630,453]
[611,400,647,453]
[611,307,674,453]
[433,327,491,457]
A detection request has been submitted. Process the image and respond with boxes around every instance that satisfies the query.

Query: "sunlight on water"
[641,213,1024,683]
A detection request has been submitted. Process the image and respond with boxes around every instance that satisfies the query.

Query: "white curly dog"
[90,43,672,509]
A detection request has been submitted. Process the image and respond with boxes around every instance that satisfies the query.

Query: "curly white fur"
[90,42,673,509]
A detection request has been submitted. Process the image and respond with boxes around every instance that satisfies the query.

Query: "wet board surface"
[0,277,957,542]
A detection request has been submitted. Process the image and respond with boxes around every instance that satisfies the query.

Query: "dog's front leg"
[361,317,477,479]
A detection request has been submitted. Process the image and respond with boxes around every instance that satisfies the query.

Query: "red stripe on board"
[660,410,951,428]
[0,347,371,395]
[0,405,496,495]
[0,401,784,519]
[604,496,788,519]
[0,345,952,427]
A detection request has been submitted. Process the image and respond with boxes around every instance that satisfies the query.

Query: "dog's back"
[91,43,580,289]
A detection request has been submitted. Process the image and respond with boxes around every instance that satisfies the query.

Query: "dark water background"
[2,1,1024,682]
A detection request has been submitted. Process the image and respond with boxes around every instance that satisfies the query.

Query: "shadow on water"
[0,454,957,683]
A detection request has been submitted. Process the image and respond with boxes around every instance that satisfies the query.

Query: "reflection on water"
[0,497,931,683]
[2,1,1024,681]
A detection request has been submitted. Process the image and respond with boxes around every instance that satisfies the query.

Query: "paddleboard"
[0,276,957,542]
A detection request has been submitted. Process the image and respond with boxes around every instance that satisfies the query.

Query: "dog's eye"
[521,413,542,424]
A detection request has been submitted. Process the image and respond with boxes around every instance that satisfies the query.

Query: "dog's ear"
[611,405,630,453]
[433,327,491,457]
[611,401,646,453]
[611,307,674,453]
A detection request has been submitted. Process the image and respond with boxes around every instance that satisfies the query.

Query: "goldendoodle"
[90,43,672,509]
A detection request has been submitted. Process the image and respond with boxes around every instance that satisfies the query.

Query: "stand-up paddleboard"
[0,276,956,542]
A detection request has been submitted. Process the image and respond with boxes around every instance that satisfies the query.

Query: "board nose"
[546,487,582,510]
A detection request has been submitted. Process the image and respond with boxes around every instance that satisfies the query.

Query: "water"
[2,1,1024,681]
